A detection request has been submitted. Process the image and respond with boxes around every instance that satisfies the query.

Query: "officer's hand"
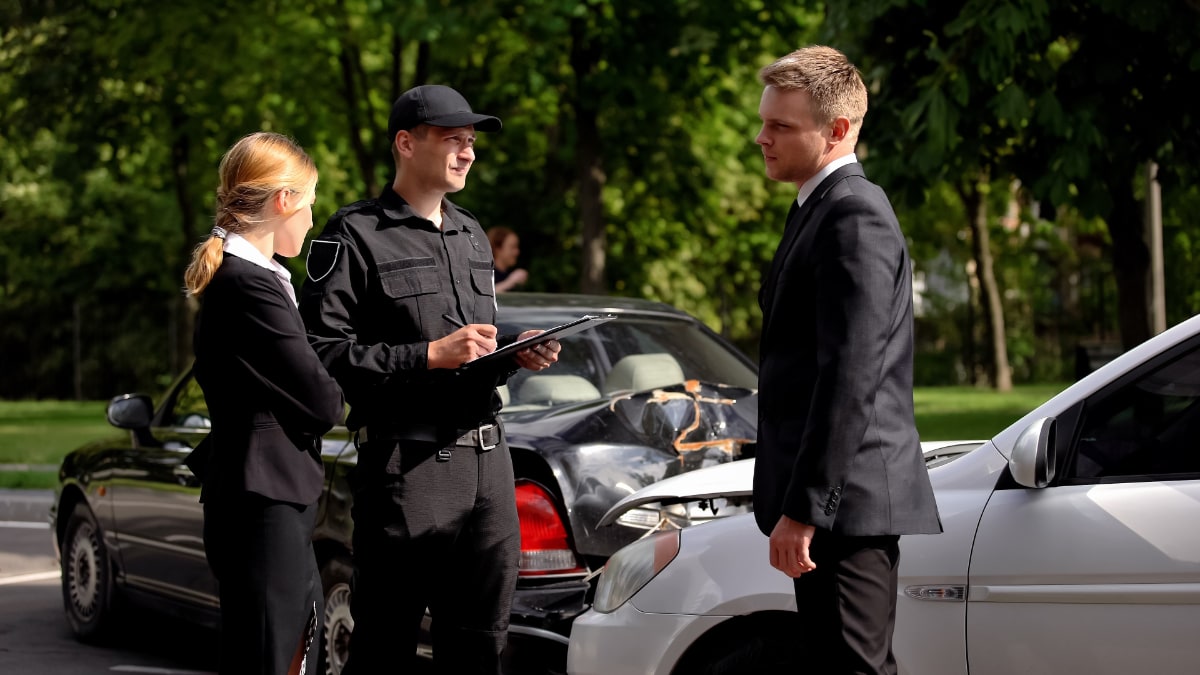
[428,324,498,368]
[514,330,561,372]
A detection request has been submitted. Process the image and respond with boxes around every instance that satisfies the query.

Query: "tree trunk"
[170,112,197,375]
[337,41,377,197]
[73,300,82,401]
[959,177,1012,391]
[414,41,430,87]
[1106,185,1151,350]
[571,17,606,294]
[575,110,605,294]
[964,274,976,385]
[390,33,402,105]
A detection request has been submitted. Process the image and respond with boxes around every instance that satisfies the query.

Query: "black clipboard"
[460,314,616,369]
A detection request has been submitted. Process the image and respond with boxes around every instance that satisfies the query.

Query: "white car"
[568,312,1200,675]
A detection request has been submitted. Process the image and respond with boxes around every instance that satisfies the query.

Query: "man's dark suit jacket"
[753,162,941,538]
[188,255,345,506]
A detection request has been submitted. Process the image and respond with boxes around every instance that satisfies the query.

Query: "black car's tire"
[61,502,116,641]
[319,555,354,675]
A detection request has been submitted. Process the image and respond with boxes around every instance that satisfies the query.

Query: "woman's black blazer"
[188,255,345,505]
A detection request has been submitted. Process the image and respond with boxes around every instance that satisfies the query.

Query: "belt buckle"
[478,423,497,452]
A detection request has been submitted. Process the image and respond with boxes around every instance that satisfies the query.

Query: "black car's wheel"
[61,502,116,641]
[319,556,354,675]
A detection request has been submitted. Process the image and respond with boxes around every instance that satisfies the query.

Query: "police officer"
[298,85,560,674]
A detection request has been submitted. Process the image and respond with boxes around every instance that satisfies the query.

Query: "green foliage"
[0,388,1063,484]
[2,0,1199,398]
[2,0,822,397]
[1164,182,1200,325]
[914,382,1066,441]
[0,399,112,464]
[0,471,59,489]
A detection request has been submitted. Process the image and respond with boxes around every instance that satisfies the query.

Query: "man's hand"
[769,515,817,578]
[513,330,561,372]
[428,324,498,368]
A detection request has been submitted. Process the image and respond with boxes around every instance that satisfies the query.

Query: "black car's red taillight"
[515,479,586,576]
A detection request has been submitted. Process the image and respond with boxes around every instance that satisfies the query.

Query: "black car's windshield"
[496,314,757,412]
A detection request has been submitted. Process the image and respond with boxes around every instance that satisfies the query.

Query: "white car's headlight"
[592,530,680,613]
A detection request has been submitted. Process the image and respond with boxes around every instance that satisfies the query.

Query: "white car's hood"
[596,439,984,527]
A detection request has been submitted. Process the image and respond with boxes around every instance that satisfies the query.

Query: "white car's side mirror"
[1010,417,1057,488]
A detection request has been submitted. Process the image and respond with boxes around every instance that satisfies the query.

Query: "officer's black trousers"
[203,493,322,675]
[343,438,520,675]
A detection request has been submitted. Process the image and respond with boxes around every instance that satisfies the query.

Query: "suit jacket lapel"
[760,198,803,315]
[760,163,865,337]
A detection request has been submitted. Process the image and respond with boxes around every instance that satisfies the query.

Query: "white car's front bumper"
[567,605,730,675]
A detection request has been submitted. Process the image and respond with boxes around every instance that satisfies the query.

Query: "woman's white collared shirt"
[223,233,298,307]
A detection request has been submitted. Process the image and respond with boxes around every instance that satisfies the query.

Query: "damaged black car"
[51,292,759,674]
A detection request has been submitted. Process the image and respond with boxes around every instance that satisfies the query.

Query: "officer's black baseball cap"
[387,85,502,140]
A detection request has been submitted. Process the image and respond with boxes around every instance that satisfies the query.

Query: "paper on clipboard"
[461,314,616,369]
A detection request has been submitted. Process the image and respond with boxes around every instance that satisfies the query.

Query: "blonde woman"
[184,132,344,675]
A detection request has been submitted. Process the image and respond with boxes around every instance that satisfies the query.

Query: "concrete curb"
[0,489,54,523]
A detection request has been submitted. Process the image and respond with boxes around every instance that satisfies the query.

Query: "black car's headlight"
[592,530,680,613]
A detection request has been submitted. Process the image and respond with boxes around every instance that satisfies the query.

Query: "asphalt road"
[0,491,441,675]
[0,490,219,674]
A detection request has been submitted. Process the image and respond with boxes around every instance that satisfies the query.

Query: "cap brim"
[425,112,502,132]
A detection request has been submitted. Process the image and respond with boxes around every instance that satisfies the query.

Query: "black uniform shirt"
[298,188,517,431]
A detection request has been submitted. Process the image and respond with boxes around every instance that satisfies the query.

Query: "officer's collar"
[378,188,465,233]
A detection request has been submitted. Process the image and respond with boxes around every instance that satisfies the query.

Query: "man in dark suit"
[751,45,942,675]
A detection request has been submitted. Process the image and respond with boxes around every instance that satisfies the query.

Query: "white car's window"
[1070,342,1200,481]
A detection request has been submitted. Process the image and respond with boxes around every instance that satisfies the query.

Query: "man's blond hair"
[759,45,868,132]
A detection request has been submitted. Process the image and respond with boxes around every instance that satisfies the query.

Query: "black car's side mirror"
[108,394,154,430]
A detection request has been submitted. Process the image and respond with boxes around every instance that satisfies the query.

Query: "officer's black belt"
[357,422,499,451]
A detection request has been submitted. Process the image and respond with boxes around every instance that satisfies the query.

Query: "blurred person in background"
[486,226,528,293]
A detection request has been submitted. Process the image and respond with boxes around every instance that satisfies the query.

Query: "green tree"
[821,0,1070,390]
[1,0,820,397]
[829,0,1200,356]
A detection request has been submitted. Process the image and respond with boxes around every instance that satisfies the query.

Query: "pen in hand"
[442,313,499,364]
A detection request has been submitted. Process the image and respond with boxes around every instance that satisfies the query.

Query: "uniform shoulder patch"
[306,240,341,283]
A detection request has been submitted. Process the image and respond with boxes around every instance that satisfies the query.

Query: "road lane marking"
[109,662,216,667]
[0,570,60,585]
[0,520,50,529]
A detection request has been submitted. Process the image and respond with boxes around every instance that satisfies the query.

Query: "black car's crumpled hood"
[503,380,757,558]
